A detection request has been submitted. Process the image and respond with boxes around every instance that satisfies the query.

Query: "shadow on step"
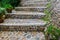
[0,26,45,32]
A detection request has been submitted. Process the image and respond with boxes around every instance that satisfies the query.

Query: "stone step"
[15,7,47,11]
[20,0,48,6]
[21,2,48,6]
[21,0,48,2]
[0,19,46,26]
[6,11,46,19]
[0,19,47,31]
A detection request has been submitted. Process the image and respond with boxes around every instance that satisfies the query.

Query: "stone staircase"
[0,0,49,40]
[1,11,47,31]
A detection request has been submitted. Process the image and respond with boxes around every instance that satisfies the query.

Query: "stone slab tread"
[15,7,47,9]
[7,11,46,16]
[0,19,47,26]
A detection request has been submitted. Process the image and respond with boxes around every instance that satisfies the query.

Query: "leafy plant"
[9,0,21,7]
[45,24,60,40]
[0,1,2,7]
[0,0,10,7]
[0,0,21,7]
[43,2,60,40]
[41,9,51,21]
[46,2,51,8]
[0,7,6,18]
[41,3,52,21]
[4,4,13,9]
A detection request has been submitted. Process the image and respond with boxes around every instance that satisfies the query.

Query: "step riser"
[21,0,48,2]
[15,8,46,12]
[6,14,45,19]
[0,26,45,31]
[21,2,47,6]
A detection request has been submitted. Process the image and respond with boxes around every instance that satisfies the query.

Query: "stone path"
[0,31,45,40]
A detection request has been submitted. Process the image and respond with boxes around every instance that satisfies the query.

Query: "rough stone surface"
[0,19,46,31]
[0,31,45,40]
[0,19,47,26]
[52,1,60,27]
[15,7,47,12]
[20,0,48,6]
[6,11,46,19]
[0,0,49,40]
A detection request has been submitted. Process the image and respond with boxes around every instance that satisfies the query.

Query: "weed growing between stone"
[41,3,52,21]
[43,2,60,40]
[45,24,60,40]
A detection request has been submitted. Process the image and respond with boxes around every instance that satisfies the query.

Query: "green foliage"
[44,2,60,40]
[41,3,52,21]
[45,24,60,40]
[4,4,13,9]
[0,0,10,7]
[41,9,51,21]
[46,3,51,8]
[0,0,2,1]
[0,1,2,6]
[0,7,6,18]
[9,0,21,7]
[0,0,20,7]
